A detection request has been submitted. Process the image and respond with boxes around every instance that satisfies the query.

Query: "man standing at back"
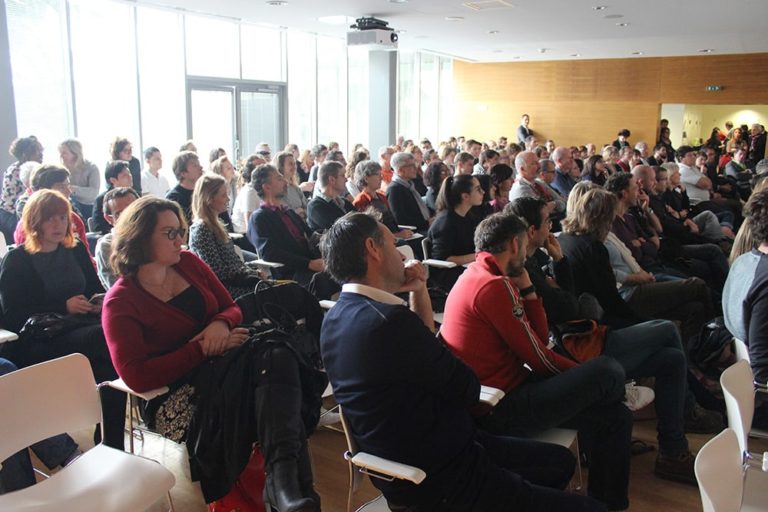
[319,212,603,512]
[517,114,533,144]
[440,211,633,511]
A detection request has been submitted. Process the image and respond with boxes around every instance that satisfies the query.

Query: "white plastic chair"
[0,353,175,511]
[720,360,768,464]
[734,338,751,363]
[695,427,768,512]
[101,378,170,454]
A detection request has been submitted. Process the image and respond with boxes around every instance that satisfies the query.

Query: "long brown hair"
[192,174,229,242]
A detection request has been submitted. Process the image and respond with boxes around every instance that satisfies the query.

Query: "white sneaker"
[623,381,654,411]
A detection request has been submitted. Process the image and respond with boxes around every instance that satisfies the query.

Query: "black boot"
[297,441,321,506]
[263,461,318,512]
[256,347,319,512]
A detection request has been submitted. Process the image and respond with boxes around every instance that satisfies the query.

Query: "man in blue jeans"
[320,213,604,512]
[0,358,82,493]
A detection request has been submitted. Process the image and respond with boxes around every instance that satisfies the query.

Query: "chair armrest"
[319,300,337,310]
[422,259,457,269]
[247,259,285,269]
[479,385,505,406]
[0,329,19,344]
[347,452,426,484]
[397,225,417,231]
[103,378,169,401]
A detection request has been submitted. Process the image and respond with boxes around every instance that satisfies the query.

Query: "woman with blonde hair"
[59,138,100,219]
[103,195,321,510]
[274,151,308,218]
[189,174,260,299]
[730,178,768,264]
[0,189,124,449]
[210,155,237,216]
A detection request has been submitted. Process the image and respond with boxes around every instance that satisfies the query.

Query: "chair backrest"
[0,231,8,259]
[0,354,102,463]
[721,359,755,457]
[420,237,430,260]
[695,428,744,512]
[396,244,414,261]
[339,405,366,494]
[86,216,96,232]
[734,338,751,363]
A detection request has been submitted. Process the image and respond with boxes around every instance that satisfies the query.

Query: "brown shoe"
[654,451,697,485]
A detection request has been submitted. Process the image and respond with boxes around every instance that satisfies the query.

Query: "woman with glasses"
[0,189,125,449]
[427,174,484,291]
[189,174,261,300]
[103,195,321,511]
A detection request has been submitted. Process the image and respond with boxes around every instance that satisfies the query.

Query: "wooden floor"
[44,414,767,512]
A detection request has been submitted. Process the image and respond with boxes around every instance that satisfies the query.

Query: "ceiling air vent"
[462,0,514,11]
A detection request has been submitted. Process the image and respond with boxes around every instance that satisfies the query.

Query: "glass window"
[438,57,454,144]
[241,25,284,82]
[286,32,316,152]
[316,36,347,152]
[69,0,140,167]
[189,88,235,160]
[347,46,369,153]
[6,0,72,155]
[419,53,439,146]
[136,6,185,179]
[397,51,418,142]
[185,15,239,79]
[241,90,281,157]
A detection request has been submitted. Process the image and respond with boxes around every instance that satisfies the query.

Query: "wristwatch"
[518,284,536,297]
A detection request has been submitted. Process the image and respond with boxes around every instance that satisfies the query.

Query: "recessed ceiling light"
[488,30,500,34]
[604,14,623,19]
[615,22,629,27]
[632,51,644,55]
[389,0,409,3]
[511,56,520,59]
[445,16,464,21]
[592,5,607,10]
[265,0,287,5]
[698,48,715,53]
[537,48,548,53]
[570,53,580,57]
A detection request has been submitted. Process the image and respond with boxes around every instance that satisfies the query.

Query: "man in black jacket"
[306,161,354,232]
[386,152,431,234]
[246,164,324,285]
[319,212,602,511]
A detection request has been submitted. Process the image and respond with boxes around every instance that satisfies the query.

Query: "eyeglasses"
[161,227,186,240]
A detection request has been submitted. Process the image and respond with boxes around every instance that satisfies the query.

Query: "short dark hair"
[618,129,631,137]
[318,161,344,187]
[311,144,328,158]
[103,187,140,215]
[605,172,632,197]
[104,160,130,188]
[320,212,385,284]
[507,197,547,230]
[489,164,514,189]
[677,145,695,160]
[143,146,160,161]
[326,150,345,163]
[653,143,666,154]
[479,149,499,165]
[31,165,69,191]
[424,161,447,189]
[474,211,528,254]
[252,164,278,198]
[746,190,768,245]
[435,174,476,212]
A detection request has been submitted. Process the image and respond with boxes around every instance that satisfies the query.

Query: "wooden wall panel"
[452,53,768,147]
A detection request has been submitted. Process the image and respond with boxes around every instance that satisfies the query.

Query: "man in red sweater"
[440,211,633,511]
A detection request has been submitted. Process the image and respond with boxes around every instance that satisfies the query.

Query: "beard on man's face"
[506,254,526,277]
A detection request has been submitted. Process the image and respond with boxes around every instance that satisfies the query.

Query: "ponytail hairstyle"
[435,174,476,213]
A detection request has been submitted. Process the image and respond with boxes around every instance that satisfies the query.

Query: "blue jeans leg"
[603,320,688,455]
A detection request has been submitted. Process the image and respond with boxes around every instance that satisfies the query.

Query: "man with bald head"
[551,147,578,198]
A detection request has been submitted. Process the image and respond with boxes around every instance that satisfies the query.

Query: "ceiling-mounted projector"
[347,17,398,49]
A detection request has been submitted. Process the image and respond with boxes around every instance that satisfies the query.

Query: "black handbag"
[19,312,100,340]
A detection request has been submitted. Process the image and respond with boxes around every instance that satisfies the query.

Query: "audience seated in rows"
[102,196,321,510]
[319,212,603,511]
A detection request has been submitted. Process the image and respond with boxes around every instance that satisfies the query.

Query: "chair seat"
[531,428,578,448]
[107,378,169,401]
[742,465,768,512]
[357,494,392,512]
[0,444,176,512]
[0,329,18,344]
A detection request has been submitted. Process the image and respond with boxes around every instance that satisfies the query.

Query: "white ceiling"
[146,0,768,63]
